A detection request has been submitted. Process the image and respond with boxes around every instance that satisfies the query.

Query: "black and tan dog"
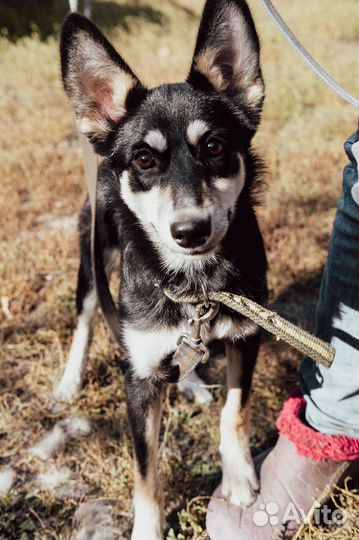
[56,1,268,537]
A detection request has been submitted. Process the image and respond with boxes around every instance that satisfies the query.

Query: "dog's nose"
[170,219,211,248]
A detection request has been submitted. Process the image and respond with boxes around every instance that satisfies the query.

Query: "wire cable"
[259,0,359,109]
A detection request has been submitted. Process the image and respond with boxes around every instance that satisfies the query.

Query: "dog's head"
[61,0,264,272]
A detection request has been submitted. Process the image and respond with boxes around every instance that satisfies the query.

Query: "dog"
[56,1,268,538]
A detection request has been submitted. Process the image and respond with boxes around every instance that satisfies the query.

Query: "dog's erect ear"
[188,0,264,128]
[61,14,144,150]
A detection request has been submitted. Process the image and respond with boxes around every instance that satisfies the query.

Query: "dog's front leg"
[220,333,260,507]
[126,371,164,540]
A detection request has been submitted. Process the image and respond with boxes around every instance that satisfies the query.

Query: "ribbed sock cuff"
[277,394,359,461]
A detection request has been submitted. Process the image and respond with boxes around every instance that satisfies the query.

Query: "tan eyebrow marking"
[144,129,167,152]
[186,119,209,146]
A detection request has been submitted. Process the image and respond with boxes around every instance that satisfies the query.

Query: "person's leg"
[207,130,359,540]
[301,129,359,437]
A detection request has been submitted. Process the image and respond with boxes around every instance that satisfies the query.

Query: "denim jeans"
[301,129,359,438]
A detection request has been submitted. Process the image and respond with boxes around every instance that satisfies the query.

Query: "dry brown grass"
[0,1,358,539]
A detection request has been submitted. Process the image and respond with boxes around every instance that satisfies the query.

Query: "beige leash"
[164,289,335,369]
[77,132,335,371]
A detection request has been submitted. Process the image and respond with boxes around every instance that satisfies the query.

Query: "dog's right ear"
[61,14,145,152]
[187,0,264,131]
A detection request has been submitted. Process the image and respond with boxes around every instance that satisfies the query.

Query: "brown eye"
[206,139,224,157]
[134,150,156,170]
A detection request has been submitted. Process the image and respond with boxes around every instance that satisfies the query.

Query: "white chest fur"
[123,312,258,379]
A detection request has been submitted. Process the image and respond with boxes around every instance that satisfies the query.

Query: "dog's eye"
[206,139,224,157]
[134,150,156,170]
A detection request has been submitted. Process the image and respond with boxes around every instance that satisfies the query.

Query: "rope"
[259,0,359,109]
[164,288,335,369]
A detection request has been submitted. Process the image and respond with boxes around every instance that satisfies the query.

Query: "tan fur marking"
[226,341,244,389]
[219,342,258,507]
[195,49,227,92]
[247,79,265,106]
[186,119,209,146]
[131,396,164,540]
[144,129,167,152]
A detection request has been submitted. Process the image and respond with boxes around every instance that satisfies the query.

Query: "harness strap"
[92,206,123,344]
[79,132,123,344]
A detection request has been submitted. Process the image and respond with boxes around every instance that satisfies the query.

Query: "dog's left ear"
[60,13,145,152]
[188,0,264,129]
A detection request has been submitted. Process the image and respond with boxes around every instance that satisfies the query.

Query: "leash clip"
[188,302,220,343]
[173,301,220,380]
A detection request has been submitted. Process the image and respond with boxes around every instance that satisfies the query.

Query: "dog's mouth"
[164,236,222,260]
[174,244,215,256]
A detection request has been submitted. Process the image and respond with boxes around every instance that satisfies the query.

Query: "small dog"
[57,1,268,538]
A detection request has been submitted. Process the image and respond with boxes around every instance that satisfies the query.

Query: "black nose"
[170,219,211,248]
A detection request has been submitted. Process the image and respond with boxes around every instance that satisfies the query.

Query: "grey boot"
[207,395,359,540]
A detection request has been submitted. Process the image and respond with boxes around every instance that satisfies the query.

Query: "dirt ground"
[0,1,358,539]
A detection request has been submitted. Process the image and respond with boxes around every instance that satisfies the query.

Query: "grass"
[0,0,358,538]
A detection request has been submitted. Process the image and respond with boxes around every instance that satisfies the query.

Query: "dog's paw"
[221,466,259,507]
[131,492,164,540]
[177,371,213,404]
[131,520,163,540]
[53,375,81,405]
